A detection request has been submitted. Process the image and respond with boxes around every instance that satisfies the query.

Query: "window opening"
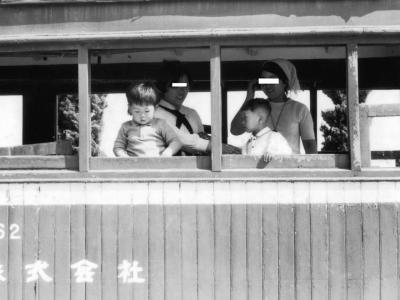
[221,46,348,168]
[358,45,400,168]
[0,50,77,168]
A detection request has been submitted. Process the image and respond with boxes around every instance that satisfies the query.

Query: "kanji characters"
[25,260,53,283]
[0,258,146,284]
[71,259,98,283]
[118,260,145,283]
[0,265,6,282]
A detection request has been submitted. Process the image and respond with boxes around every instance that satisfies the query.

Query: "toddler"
[113,81,181,157]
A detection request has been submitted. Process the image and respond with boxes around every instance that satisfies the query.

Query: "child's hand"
[263,152,274,163]
[114,149,129,157]
[160,148,173,157]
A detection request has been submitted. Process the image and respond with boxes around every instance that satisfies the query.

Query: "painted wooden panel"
[230,182,247,300]
[262,182,279,300]
[246,182,263,300]
[8,184,24,300]
[328,182,347,300]
[278,182,295,300]
[379,182,398,300]
[148,182,164,300]
[294,182,312,300]
[0,184,9,300]
[310,182,329,300]
[0,180,398,300]
[116,184,134,300]
[361,182,380,300]
[100,184,118,300]
[214,182,231,300]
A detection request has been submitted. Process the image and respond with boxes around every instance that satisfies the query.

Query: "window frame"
[1,29,400,177]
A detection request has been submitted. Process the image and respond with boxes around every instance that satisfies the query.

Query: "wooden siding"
[0,181,399,299]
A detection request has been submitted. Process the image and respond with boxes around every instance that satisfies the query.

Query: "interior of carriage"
[0,45,399,169]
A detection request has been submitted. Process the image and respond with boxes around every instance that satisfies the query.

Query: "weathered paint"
[78,46,90,172]
[210,44,222,171]
[0,181,398,299]
[347,43,361,172]
[2,0,400,41]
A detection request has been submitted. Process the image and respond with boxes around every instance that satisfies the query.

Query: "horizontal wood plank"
[222,154,349,169]
[90,156,211,170]
[367,103,400,117]
[0,141,73,156]
[0,156,77,169]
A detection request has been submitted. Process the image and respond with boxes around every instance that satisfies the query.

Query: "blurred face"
[260,70,287,101]
[243,110,261,133]
[129,104,155,125]
[163,74,190,109]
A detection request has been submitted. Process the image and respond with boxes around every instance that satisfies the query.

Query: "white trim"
[3,26,400,44]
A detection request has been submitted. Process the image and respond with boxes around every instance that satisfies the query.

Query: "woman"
[155,61,211,154]
[231,59,317,154]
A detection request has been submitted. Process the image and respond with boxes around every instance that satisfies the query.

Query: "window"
[0,37,397,176]
[0,50,78,169]
[358,45,400,168]
[220,46,349,169]
[87,47,212,170]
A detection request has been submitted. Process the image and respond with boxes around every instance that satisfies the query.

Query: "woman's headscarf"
[261,59,300,94]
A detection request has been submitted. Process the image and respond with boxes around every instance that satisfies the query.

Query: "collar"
[130,119,153,127]
[253,126,272,138]
[159,99,181,112]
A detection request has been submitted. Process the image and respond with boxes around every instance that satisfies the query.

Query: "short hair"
[156,60,193,94]
[126,81,160,109]
[242,98,271,115]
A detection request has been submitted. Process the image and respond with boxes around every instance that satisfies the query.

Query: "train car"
[0,0,400,299]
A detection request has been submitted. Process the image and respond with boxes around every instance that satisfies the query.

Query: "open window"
[86,47,213,170]
[358,45,400,169]
[0,50,78,170]
[220,45,349,169]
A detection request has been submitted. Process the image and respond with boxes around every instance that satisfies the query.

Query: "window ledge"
[0,155,77,170]
[90,154,349,170]
[0,168,399,183]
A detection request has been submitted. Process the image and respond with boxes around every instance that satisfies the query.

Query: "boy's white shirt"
[242,126,293,155]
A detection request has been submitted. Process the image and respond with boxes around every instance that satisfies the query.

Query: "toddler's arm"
[113,125,129,157]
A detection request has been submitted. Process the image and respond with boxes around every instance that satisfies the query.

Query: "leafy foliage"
[320,90,368,152]
[58,94,108,156]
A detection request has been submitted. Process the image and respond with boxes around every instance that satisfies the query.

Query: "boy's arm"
[113,125,129,157]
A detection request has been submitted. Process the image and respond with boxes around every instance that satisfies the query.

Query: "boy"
[113,81,181,157]
[241,98,292,162]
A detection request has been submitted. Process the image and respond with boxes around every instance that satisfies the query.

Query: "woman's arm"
[302,139,317,154]
[230,79,258,135]
[299,105,317,154]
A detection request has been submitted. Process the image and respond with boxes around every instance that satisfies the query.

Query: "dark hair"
[261,61,289,92]
[242,98,271,114]
[156,60,192,94]
[126,81,159,113]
